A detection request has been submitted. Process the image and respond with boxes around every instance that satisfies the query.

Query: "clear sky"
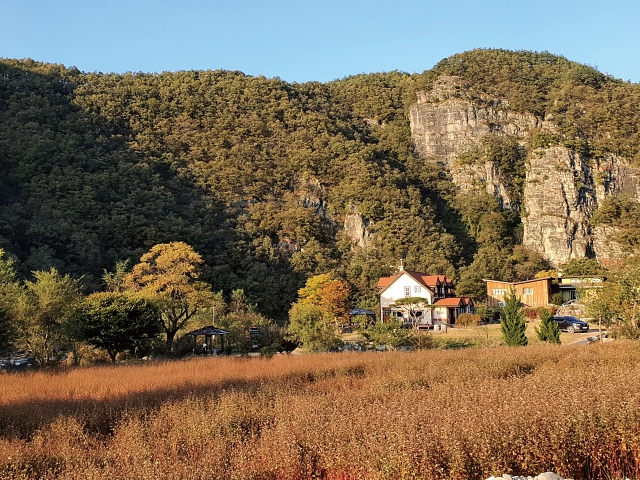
[2,0,638,83]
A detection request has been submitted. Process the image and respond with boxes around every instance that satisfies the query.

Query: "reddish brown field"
[1,343,639,479]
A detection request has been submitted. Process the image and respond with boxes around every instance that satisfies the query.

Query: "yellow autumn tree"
[123,242,214,352]
[287,274,350,352]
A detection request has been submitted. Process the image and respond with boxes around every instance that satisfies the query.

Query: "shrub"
[475,305,496,322]
[362,320,410,348]
[551,292,564,306]
[501,291,528,346]
[535,308,561,344]
[410,331,436,350]
[523,306,558,320]
[456,313,482,327]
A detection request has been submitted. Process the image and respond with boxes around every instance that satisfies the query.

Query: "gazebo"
[344,308,377,329]
[186,326,231,354]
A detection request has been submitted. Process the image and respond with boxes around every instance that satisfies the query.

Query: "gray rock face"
[451,161,515,210]
[409,76,540,169]
[595,155,640,200]
[487,473,570,480]
[343,205,373,248]
[522,146,598,265]
[408,75,640,265]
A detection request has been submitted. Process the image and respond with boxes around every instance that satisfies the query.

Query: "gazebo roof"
[186,326,231,336]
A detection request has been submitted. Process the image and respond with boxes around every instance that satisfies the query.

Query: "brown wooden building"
[484,277,553,308]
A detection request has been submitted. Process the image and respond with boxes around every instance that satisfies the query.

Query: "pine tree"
[535,308,560,344]
[501,290,528,346]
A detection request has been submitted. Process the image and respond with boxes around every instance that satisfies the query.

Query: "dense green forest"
[1,49,640,319]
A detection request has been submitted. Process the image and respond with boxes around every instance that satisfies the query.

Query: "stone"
[536,472,564,480]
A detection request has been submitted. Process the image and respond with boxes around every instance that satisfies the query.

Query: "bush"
[456,313,482,327]
[410,332,436,350]
[550,293,563,306]
[362,321,410,348]
[475,305,497,322]
[535,308,560,344]
[523,306,558,320]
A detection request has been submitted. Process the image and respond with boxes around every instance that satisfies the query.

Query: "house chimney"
[398,259,404,271]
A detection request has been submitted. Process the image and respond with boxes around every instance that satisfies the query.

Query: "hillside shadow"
[0,60,300,314]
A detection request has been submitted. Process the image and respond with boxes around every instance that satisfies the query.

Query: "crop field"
[1,342,639,479]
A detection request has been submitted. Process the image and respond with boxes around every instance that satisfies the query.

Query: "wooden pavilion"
[186,326,231,354]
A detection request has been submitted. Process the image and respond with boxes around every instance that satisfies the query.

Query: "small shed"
[186,326,231,354]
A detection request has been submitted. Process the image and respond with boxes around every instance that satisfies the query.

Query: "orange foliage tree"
[298,273,350,322]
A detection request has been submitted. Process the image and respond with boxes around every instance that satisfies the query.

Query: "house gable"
[379,271,434,309]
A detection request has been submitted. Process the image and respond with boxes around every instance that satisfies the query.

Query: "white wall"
[380,272,435,321]
[380,272,433,310]
[432,307,448,320]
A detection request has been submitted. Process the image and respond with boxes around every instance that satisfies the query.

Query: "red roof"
[434,297,473,307]
[434,298,463,307]
[378,270,453,295]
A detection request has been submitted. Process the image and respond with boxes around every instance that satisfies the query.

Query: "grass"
[0,341,638,479]
[441,321,599,346]
[344,321,599,350]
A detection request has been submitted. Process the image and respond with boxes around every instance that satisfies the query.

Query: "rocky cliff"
[409,76,640,266]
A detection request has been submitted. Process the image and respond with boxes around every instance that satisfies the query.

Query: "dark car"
[0,356,32,370]
[552,315,590,333]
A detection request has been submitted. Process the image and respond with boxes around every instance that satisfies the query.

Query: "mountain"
[1,49,639,313]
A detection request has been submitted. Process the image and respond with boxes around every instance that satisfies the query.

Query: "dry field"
[1,342,639,479]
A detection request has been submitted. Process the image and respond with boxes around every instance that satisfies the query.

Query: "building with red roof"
[378,266,474,327]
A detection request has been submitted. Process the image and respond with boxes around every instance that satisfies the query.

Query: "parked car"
[552,315,590,333]
[0,356,33,370]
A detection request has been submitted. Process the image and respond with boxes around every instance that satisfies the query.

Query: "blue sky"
[2,0,639,83]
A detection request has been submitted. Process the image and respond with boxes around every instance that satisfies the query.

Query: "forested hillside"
[1,50,640,317]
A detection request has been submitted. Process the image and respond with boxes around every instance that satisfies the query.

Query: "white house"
[378,266,473,327]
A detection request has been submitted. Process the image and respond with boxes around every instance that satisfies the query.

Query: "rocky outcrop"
[594,155,640,200]
[409,76,540,169]
[487,473,571,480]
[522,146,598,264]
[451,161,515,210]
[343,205,373,248]
[294,176,329,218]
[409,75,640,266]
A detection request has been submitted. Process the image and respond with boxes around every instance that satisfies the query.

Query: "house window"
[523,287,534,295]
[404,286,411,297]
[414,286,421,294]
[492,288,507,296]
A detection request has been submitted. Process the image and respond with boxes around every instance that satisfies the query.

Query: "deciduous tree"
[69,292,161,362]
[16,268,83,364]
[123,242,214,352]
[390,297,431,329]
[286,303,343,352]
